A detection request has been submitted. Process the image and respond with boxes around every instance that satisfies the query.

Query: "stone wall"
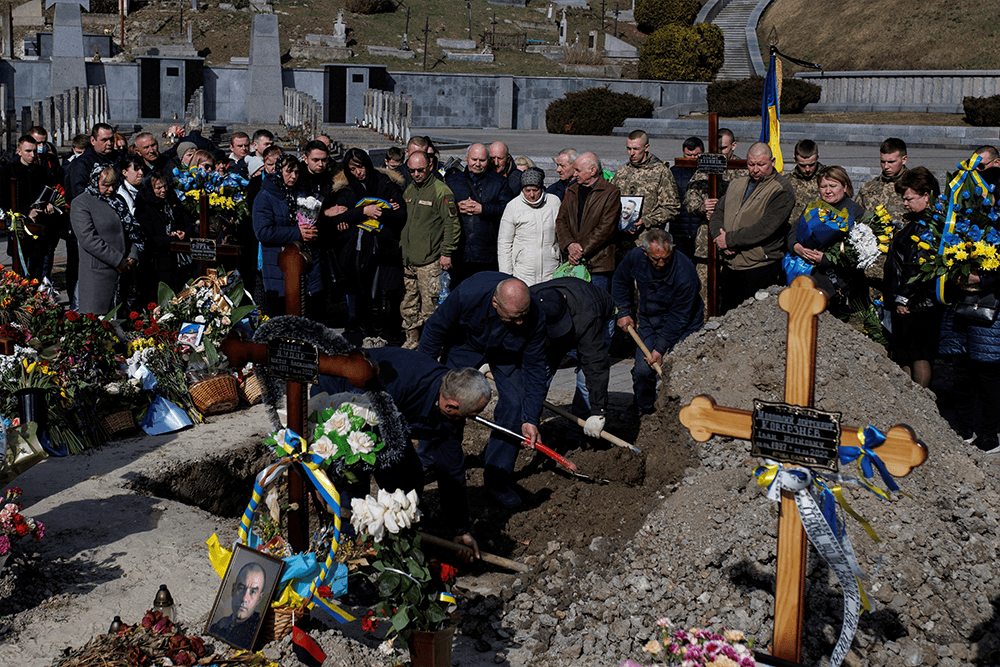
[798,70,1000,113]
[387,72,707,130]
[85,62,139,122]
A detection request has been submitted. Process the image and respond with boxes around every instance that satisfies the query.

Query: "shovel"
[626,324,664,379]
[474,415,610,483]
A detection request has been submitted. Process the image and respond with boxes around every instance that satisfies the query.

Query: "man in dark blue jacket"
[532,277,614,437]
[317,347,489,558]
[420,272,547,509]
[445,143,513,285]
[613,229,704,415]
[670,136,704,260]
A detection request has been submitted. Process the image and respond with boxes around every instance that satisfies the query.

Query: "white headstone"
[558,9,567,46]
[332,8,346,48]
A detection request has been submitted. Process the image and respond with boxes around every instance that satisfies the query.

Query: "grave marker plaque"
[751,400,840,472]
[696,152,728,174]
[188,238,217,262]
[267,337,319,384]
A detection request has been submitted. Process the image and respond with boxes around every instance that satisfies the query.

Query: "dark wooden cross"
[678,276,928,663]
[672,112,749,318]
[169,189,242,277]
[220,243,377,553]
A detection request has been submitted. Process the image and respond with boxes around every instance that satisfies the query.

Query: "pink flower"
[0,535,9,555]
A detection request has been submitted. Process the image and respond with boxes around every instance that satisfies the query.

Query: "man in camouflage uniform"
[856,138,909,228]
[683,128,749,221]
[400,151,461,349]
[787,139,825,225]
[611,130,680,248]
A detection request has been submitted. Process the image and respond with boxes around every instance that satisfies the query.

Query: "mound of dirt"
[500,286,1000,667]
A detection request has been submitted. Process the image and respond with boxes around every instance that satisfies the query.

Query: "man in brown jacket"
[555,152,622,292]
[709,142,794,314]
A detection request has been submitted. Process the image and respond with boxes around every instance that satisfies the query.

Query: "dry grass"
[757,0,1000,74]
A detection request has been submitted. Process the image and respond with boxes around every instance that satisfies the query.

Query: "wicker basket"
[239,373,263,405]
[188,374,240,415]
[101,410,135,436]
[260,604,309,644]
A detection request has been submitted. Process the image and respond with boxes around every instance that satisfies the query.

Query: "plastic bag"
[782,253,814,285]
[553,261,591,282]
[140,395,194,435]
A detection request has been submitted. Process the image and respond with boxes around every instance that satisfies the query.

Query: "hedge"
[638,23,724,83]
[706,76,822,117]
[963,95,1000,127]
[546,87,654,136]
[634,0,700,34]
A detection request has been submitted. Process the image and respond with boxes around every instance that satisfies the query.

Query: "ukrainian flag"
[759,52,783,172]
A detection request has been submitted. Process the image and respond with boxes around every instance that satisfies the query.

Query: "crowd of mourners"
[5,121,1000,467]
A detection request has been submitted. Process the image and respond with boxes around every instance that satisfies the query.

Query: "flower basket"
[260,603,310,644]
[239,372,263,405]
[188,373,239,415]
[101,409,136,436]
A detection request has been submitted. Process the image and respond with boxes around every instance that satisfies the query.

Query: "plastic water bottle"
[439,270,451,304]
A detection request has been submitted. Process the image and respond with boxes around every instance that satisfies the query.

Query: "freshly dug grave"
[499,286,1000,667]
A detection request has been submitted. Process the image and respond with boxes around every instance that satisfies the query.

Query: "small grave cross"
[679,276,928,663]
[220,243,377,553]
[672,112,748,317]
[170,186,242,277]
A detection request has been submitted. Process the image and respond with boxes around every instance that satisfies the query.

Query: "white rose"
[361,495,387,542]
[195,314,205,324]
[311,435,336,459]
[350,403,380,426]
[159,313,173,322]
[105,383,120,395]
[347,431,375,456]
[324,411,352,436]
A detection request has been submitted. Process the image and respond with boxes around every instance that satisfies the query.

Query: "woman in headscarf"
[497,166,561,286]
[253,153,324,317]
[70,164,141,315]
[324,147,406,346]
[136,170,195,298]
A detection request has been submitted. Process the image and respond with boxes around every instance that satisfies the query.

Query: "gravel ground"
[499,286,1000,667]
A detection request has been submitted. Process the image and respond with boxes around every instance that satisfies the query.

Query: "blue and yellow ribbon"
[936,153,992,303]
[231,428,353,623]
[838,426,901,498]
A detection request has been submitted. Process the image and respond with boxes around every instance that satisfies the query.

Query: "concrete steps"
[710,0,760,81]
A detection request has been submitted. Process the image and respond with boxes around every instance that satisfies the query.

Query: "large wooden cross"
[220,243,377,553]
[679,276,928,663]
[672,112,748,317]
[169,190,241,277]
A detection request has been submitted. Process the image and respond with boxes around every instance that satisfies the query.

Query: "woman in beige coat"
[497,167,561,286]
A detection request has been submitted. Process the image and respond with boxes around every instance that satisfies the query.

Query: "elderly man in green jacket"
[400,150,461,349]
[708,142,795,314]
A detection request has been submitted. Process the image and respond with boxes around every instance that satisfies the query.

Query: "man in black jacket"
[532,277,614,437]
[445,143,513,285]
[2,135,61,279]
[670,136,703,260]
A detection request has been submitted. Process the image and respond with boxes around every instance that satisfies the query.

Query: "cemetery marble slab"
[443,50,495,62]
[289,44,352,60]
[366,45,414,59]
[437,38,476,50]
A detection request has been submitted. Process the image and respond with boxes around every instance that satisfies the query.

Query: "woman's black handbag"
[954,290,1000,326]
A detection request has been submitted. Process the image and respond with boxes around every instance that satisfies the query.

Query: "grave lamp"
[152,584,175,622]
[108,615,124,634]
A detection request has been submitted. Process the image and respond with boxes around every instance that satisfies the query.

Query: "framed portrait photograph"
[619,196,643,233]
[177,322,205,349]
[205,543,285,651]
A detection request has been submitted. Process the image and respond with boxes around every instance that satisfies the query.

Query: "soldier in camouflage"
[856,138,909,228]
[611,130,680,248]
[787,139,825,225]
[400,151,461,350]
[683,128,749,221]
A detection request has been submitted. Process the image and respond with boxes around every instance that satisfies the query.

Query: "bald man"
[420,272,548,510]
[708,142,795,314]
[555,152,622,292]
[445,143,514,284]
[489,141,521,195]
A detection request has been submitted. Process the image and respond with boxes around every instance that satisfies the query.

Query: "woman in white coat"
[497,167,561,286]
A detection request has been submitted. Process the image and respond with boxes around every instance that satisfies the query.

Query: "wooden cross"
[220,243,378,553]
[169,189,241,277]
[672,112,749,317]
[678,276,928,663]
